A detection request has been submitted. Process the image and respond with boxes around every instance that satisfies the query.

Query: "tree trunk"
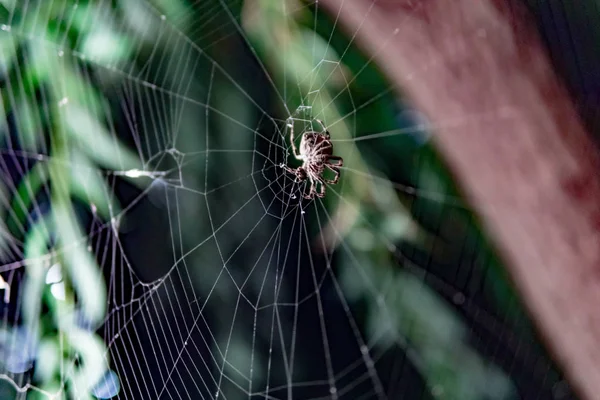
[317,1,600,399]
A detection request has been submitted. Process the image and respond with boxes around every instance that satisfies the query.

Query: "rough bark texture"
[318,0,600,398]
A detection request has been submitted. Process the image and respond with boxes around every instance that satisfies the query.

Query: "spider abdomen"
[283,118,342,199]
[300,133,332,156]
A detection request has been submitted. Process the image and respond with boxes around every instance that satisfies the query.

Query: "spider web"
[0,0,575,399]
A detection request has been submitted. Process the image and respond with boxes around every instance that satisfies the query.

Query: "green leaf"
[0,84,7,139]
[35,337,60,383]
[382,211,413,240]
[81,29,131,64]
[28,41,55,83]
[70,152,120,220]
[0,31,16,76]
[53,202,106,325]
[22,217,51,329]
[0,0,15,12]
[6,162,48,237]
[7,152,122,238]
[68,3,116,38]
[153,0,190,23]
[14,97,41,150]
[60,68,105,119]
[66,327,108,398]
[28,41,103,117]
[366,269,517,400]
[119,1,160,43]
[62,104,141,172]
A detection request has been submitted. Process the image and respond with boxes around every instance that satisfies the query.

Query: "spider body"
[282,118,343,199]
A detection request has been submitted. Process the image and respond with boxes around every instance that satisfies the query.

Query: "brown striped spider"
[281,118,343,199]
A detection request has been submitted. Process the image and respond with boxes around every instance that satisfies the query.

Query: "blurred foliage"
[0,0,159,398]
[0,0,576,399]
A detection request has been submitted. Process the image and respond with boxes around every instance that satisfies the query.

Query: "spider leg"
[326,165,340,173]
[282,164,307,186]
[282,164,295,173]
[316,180,326,198]
[327,155,343,166]
[304,179,316,199]
[309,172,327,194]
[286,117,303,160]
[307,168,327,197]
[281,164,298,179]
[314,118,330,138]
[314,141,332,153]
[323,167,340,184]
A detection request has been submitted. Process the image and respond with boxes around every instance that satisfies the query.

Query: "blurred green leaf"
[0,1,144,399]
[367,269,516,400]
[69,3,116,39]
[0,89,7,139]
[66,327,108,399]
[81,29,130,64]
[119,1,162,43]
[70,152,120,220]
[35,337,60,383]
[63,104,140,171]
[53,202,106,325]
[0,0,14,12]
[6,162,47,237]
[0,32,15,76]
[382,211,413,239]
[22,217,51,330]
[14,97,41,150]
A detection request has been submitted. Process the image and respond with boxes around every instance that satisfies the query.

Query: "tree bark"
[317,0,600,398]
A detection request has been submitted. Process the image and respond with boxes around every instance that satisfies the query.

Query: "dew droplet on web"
[1,24,11,32]
[58,50,64,57]
[167,148,184,164]
[161,15,166,21]
[142,81,157,90]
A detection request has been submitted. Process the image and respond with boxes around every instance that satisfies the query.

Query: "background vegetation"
[0,0,584,399]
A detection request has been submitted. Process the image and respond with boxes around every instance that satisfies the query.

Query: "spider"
[281,118,343,199]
